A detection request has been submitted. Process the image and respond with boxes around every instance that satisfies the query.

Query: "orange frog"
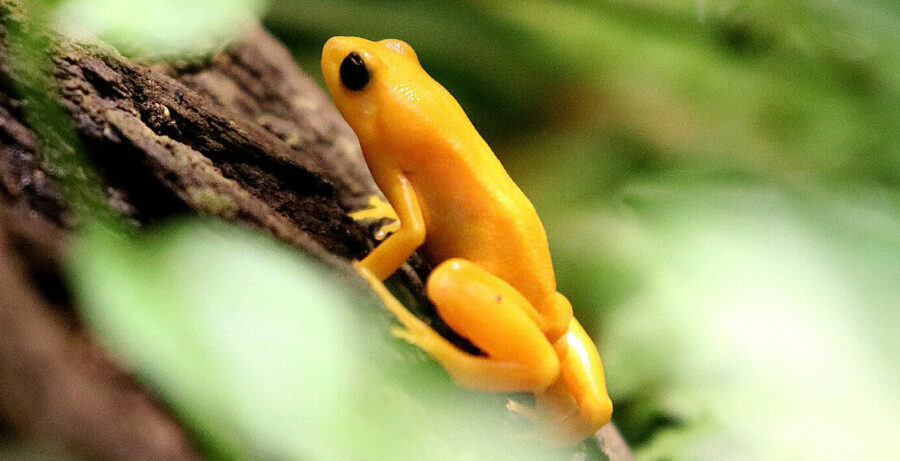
[322,36,612,445]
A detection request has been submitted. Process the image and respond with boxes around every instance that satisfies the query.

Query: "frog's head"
[321,36,425,152]
[321,36,466,161]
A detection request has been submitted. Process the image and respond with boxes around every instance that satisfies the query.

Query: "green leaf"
[67,219,572,460]
[69,220,362,458]
[572,180,900,460]
[54,0,267,59]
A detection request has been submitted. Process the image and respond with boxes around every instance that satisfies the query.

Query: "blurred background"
[264,2,900,458]
[10,0,898,460]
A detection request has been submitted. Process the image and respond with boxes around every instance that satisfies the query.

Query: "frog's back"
[407,129,559,307]
[373,53,560,305]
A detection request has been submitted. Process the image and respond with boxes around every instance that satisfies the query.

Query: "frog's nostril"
[322,37,354,85]
[323,36,352,58]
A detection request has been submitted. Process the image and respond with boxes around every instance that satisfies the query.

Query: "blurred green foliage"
[54,0,266,59]
[68,220,580,460]
[263,1,900,459]
[266,0,899,189]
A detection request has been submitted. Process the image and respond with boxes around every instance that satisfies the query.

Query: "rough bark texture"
[0,14,632,461]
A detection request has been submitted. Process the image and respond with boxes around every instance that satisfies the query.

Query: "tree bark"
[0,14,632,461]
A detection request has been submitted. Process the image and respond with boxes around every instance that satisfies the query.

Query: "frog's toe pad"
[374,220,401,240]
[390,325,436,350]
[506,399,539,422]
[390,326,414,341]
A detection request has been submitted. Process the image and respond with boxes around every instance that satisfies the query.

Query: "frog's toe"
[390,325,443,352]
[390,325,415,342]
[506,399,539,422]
[374,220,401,240]
[348,195,399,223]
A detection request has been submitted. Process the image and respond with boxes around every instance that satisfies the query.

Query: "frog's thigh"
[423,258,560,393]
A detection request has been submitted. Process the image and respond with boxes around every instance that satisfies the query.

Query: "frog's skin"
[322,36,612,445]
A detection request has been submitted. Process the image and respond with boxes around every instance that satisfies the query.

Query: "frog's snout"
[322,36,349,59]
[322,36,355,95]
[322,36,350,73]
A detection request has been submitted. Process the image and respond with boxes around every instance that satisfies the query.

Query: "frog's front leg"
[356,171,425,280]
[358,259,560,392]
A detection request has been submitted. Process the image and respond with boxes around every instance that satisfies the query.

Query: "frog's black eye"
[340,52,369,91]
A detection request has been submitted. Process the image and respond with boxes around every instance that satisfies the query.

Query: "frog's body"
[409,150,564,335]
[322,36,611,444]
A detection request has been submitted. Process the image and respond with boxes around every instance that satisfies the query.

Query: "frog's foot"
[506,399,539,421]
[356,261,466,362]
[356,259,560,393]
[349,195,398,221]
[529,379,591,446]
[508,392,591,445]
[530,319,612,446]
[355,261,428,333]
[349,195,400,240]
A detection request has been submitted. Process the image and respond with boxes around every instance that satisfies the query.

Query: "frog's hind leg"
[356,259,560,393]
[503,317,613,445]
[536,318,613,445]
